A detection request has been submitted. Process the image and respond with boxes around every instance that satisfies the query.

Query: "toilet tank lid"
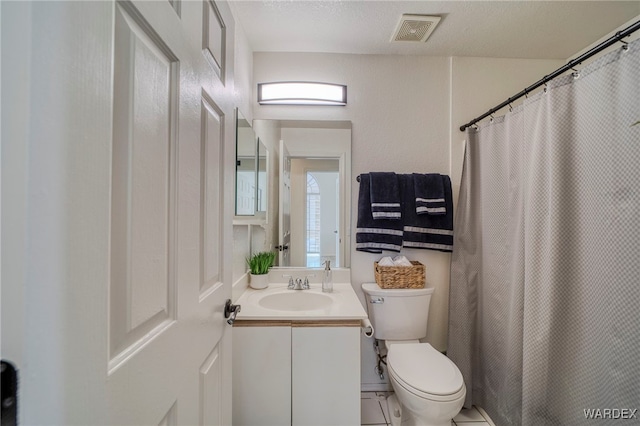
[362,283,434,297]
[388,343,464,396]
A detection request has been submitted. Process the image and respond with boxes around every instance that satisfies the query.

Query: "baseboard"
[476,406,496,426]
[361,383,393,392]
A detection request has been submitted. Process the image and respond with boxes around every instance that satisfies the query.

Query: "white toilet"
[362,283,465,426]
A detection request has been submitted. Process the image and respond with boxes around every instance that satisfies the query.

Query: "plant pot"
[249,273,269,290]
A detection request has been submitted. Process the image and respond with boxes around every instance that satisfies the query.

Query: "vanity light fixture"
[257,82,347,106]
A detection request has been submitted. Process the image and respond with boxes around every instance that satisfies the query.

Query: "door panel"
[110,1,178,367]
[202,0,225,81]
[201,92,224,295]
[197,90,227,426]
[159,403,178,426]
[199,344,222,426]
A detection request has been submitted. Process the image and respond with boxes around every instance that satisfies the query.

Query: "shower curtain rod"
[459,19,640,132]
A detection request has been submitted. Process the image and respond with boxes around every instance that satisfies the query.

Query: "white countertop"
[235,282,368,321]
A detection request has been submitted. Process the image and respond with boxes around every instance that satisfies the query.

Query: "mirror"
[235,110,256,216]
[253,120,351,268]
[256,139,268,214]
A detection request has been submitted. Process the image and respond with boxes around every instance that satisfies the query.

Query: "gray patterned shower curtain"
[448,39,640,425]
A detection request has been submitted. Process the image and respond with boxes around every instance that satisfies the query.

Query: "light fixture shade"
[257,82,347,106]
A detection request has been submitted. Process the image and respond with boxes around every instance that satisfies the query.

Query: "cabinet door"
[292,327,361,426]
[233,326,292,425]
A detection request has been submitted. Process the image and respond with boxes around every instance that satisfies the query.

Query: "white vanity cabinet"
[291,324,360,425]
[232,320,361,426]
[232,324,292,425]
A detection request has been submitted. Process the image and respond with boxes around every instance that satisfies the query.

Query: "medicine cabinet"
[235,109,269,220]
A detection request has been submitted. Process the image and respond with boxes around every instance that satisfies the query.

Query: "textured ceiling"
[230,1,640,59]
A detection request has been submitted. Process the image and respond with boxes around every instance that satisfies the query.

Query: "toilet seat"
[387,343,465,402]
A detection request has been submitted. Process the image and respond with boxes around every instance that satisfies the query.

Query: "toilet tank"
[361,283,435,341]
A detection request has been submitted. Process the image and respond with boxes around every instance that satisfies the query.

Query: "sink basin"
[236,280,369,320]
[258,292,333,311]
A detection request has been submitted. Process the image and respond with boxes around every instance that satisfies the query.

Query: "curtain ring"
[620,39,629,51]
[571,68,580,79]
[543,82,548,94]
[509,103,513,113]
[616,31,629,51]
[489,114,495,123]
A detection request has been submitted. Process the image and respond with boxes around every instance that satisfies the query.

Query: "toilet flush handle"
[369,297,384,304]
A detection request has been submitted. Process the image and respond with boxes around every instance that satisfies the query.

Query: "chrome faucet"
[292,277,305,290]
[284,274,304,290]
[302,274,314,290]
[284,274,314,290]
[283,274,296,290]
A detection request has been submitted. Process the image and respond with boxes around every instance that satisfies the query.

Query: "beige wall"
[233,11,640,391]
[250,51,565,388]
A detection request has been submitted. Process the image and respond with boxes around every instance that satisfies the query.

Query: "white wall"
[233,13,254,122]
[252,51,566,389]
[254,53,453,391]
[238,12,640,391]
[569,15,640,69]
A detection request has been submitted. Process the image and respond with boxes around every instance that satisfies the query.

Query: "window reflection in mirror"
[235,110,256,216]
[292,160,339,267]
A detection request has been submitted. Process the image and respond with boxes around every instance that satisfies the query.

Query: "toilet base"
[386,393,455,426]
[386,394,402,426]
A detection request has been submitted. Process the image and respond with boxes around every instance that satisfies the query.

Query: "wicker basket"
[374,261,425,289]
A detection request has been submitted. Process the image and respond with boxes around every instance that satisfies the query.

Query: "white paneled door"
[1,1,235,424]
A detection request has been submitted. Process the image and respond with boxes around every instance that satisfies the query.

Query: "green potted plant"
[246,251,276,289]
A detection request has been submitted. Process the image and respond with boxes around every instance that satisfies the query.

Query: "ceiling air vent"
[391,14,441,43]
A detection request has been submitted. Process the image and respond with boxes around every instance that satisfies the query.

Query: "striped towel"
[413,173,446,215]
[370,172,401,220]
[356,174,403,253]
[402,174,454,252]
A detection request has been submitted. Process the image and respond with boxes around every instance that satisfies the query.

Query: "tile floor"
[361,392,494,426]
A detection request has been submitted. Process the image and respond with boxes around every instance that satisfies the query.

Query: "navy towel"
[401,174,454,252]
[356,174,403,253]
[414,173,446,215]
[370,172,401,220]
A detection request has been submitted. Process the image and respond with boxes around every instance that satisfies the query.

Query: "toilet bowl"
[386,342,465,426]
[361,283,466,426]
